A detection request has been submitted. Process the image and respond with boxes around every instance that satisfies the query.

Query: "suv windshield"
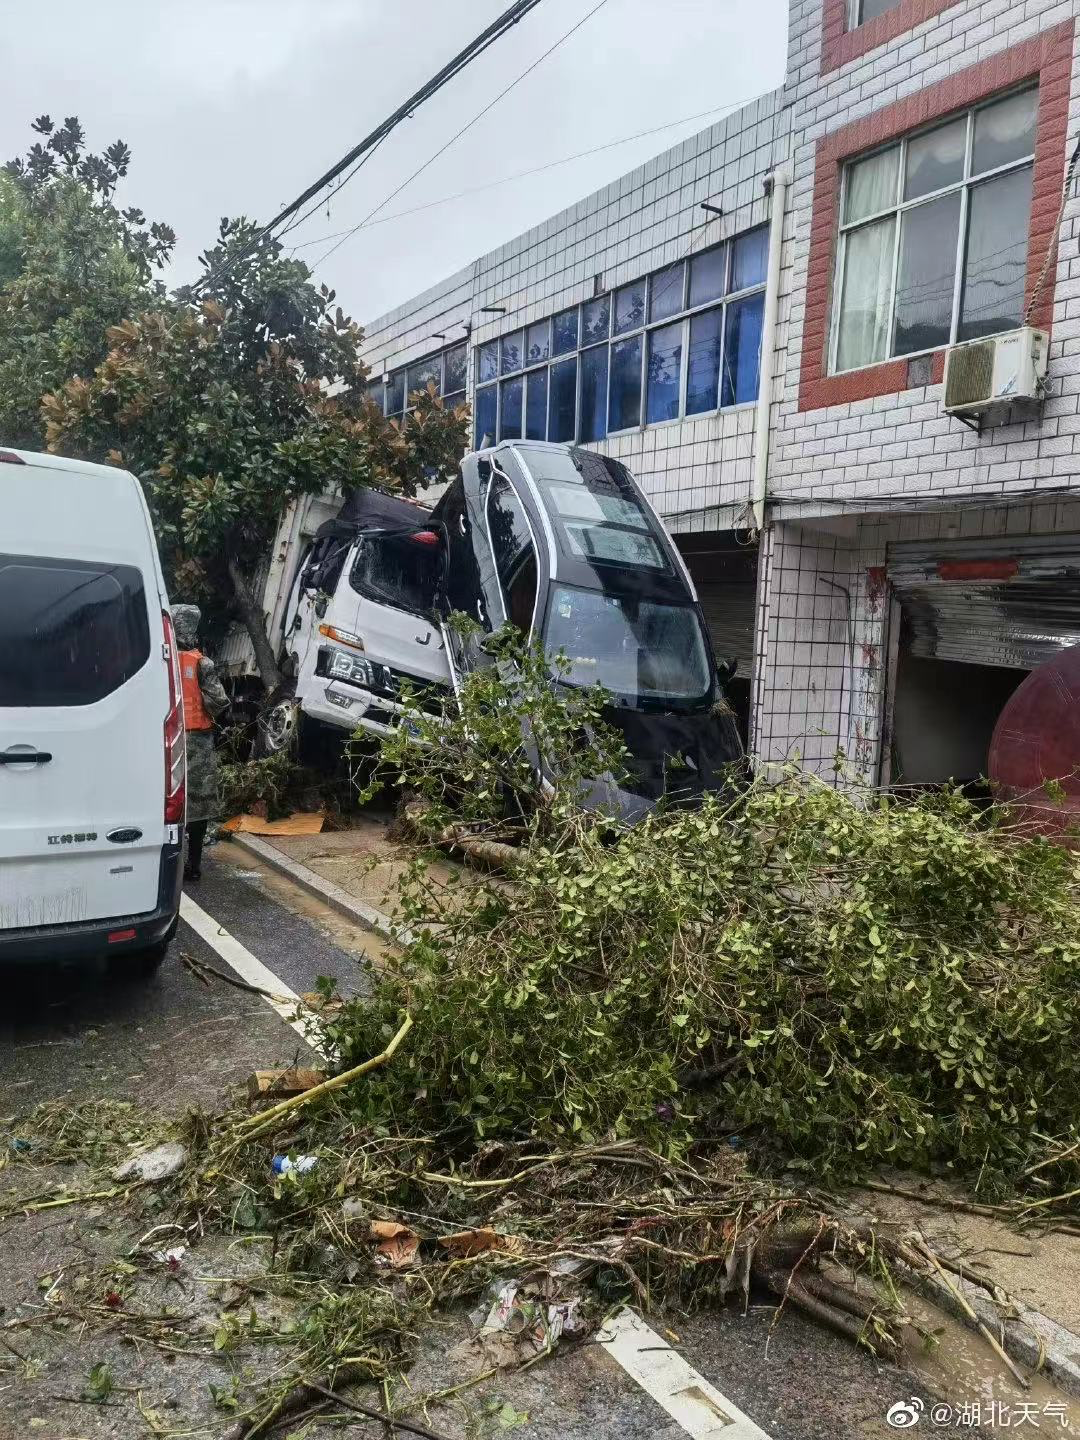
[544,584,712,707]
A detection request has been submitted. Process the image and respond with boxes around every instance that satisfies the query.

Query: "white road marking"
[599,1309,774,1439]
[178,893,325,1056]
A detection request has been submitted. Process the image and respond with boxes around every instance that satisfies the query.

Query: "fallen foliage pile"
[330,777,1080,1199]
[6,643,1080,1433]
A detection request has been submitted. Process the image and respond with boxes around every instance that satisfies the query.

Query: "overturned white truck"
[228,441,743,807]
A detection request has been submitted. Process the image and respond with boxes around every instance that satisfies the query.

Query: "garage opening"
[674,532,759,746]
[885,537,1080,787]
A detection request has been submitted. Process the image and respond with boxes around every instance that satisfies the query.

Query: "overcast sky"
[2,0,787,324]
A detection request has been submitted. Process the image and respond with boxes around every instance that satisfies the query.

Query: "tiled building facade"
[360,0,1080,788]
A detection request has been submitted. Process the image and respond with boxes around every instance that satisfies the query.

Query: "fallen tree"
[7,641,1080,1433]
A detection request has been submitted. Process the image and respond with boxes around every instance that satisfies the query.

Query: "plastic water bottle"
[272,1154,318,1175]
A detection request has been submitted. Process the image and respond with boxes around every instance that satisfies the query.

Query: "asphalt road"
[0,848,988,1440]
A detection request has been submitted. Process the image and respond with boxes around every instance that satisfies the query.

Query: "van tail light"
[0,450,26,464]
[162,610,186,824]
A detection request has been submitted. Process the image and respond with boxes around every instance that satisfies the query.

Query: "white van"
[0,448,184,970]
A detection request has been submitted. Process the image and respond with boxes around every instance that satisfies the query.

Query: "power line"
[191,0,548,294]
[288,93,768,251]
[310,0,612,274]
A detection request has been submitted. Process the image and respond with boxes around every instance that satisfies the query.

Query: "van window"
[0,555,151,707]
[349,532,440,614]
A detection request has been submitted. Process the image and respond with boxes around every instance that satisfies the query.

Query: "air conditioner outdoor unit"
[943,326,1048,421]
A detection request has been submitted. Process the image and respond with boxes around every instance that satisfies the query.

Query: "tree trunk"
[226,552,282,694]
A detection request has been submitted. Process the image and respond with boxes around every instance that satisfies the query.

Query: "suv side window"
[486,476,538,635]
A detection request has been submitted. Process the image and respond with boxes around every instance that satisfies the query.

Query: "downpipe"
[751,164,791,533]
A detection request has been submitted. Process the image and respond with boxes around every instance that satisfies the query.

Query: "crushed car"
[262,441,743,809]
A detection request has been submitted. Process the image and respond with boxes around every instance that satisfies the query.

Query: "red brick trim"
[799,19,1075,414]
[821,0,961,76]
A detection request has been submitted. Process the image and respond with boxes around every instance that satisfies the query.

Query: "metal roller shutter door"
[888,536,1080,671]
[676,542,758,679]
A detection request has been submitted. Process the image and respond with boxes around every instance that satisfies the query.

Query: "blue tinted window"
[582,295,610,344]
[689,245,727,308]
[365,379,385,414]
[613,281,645,335]
[731,226,768,292]
[386,371,405,414]
[444,344,467,394]
[409,355,440,396]
[579,346,608,441]
[552,308,578,355]
[477,343,498,384]
[474,385,497,447]
[501,331,523,375]
[525,321,550,366]
[525,368,548,440]
[548,358,577,442]
[649,263,684,323]
[721,292,765,406]
[686,308,723,415]
[499,376,523,439]
[609,336,642,431]
[646,322,683,424]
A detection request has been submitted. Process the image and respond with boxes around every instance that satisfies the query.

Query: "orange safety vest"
[179,649,214,732]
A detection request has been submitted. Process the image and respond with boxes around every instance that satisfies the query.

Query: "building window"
[848,0,901,22]
[472,223,768,447]
[831,87,1037,375]
[371,341,467,418]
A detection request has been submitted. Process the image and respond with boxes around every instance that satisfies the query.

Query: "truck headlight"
[328,648,374,687]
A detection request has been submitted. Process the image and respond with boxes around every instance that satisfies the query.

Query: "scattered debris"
[222,811,325,836]
[271,1153,318,1176]
[460,1274,587,1369]
[371,1220,420,1270]
[150,1244,187,1267]
[247,1067,326,1102]
[111,1140,187,1183]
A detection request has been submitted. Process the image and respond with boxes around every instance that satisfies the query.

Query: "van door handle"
[415,632,431,645]
[0,750,52,765]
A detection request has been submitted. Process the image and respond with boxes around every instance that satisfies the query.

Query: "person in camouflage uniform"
[172,605,229,881]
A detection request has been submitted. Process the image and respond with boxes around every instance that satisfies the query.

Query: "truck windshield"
[544,584,712,707]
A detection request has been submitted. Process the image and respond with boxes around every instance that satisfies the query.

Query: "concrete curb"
[918,1269,1080,1400]
[229,831,403,943]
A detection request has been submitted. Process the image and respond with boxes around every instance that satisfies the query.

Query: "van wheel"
[256,684,299,757]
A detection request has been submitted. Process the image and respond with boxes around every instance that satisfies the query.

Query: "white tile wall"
[754,0,1080,780]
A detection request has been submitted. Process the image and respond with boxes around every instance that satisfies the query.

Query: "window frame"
[472,225,768,448]
[828,85,1038,377]
[846,0,900,27]
[372,340,468,419]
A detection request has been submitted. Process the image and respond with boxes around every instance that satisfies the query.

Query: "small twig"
[915,1238,1029,1390]
[307,1382,454,1440]
[180,951,290,1003]
[860,1180,1012,1219]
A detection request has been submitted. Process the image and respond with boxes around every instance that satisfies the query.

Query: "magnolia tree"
[0,116,174,448]
[42,221,468,693]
